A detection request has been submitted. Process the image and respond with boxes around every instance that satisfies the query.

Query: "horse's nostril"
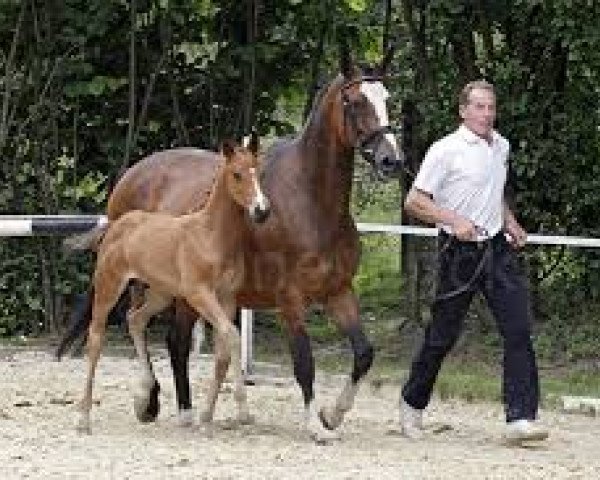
[253,205,270,223]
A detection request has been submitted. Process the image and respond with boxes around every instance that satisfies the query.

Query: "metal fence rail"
[3,214,600,378]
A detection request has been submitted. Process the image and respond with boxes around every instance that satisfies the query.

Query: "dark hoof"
[134,381,160,423]
[318,408,335,431]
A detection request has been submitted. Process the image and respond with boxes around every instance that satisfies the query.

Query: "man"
[400,80,549,445]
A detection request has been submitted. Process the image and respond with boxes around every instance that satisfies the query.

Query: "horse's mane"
[302,74,345,130]
[301,64,375,132]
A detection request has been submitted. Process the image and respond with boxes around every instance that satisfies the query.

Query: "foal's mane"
[200,149,233,211]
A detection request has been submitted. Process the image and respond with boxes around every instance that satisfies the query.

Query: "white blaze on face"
[359,81,401,158]
[249,167,269,215]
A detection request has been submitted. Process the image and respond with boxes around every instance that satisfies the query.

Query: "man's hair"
[459,80,495,107]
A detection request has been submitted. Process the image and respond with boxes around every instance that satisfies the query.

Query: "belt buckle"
[475,226,490,247]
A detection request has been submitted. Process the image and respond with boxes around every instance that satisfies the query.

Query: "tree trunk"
[118,0,137,179]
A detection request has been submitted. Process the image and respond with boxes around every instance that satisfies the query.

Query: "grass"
[252,335,600,412]
[3,296,598,413]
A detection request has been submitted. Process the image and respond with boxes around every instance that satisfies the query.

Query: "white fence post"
[240,308,253,380]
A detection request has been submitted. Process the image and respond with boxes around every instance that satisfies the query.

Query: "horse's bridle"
[341,76,397,167]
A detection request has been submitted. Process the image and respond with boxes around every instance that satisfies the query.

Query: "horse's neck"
[298,93,354,222]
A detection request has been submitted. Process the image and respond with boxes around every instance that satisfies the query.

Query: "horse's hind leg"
[77,274,128,434]
[127,289,170,423]
[320,289,373,431]
[166,299,197,426]
[280,290,339,443]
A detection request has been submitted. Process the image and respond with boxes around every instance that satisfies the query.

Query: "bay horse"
[73,136,270,433]
[60,45,403,442]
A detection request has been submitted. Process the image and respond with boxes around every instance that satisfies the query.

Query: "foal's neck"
[190,167,246,242]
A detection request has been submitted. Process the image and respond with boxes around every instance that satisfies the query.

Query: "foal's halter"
[340,76,396,164]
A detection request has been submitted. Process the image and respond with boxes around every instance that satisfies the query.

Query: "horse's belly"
[238,248,357,307]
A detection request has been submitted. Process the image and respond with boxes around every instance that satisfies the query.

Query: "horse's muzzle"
[251,205,271,224]
[380,155,403,177]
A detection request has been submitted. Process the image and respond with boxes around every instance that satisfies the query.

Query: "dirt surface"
[0,346,598,479]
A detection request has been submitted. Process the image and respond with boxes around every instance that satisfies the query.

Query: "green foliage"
[0,0,599,367]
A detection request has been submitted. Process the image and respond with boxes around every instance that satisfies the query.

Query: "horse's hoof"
[319,406,342,431]
[177,408,194,427]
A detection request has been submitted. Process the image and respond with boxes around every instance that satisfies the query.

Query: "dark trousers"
[402,232,540,422]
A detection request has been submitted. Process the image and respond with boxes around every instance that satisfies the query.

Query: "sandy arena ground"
[0,346,598,479]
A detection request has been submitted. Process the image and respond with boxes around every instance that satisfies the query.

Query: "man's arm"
[404,187,477,241]
[503,200,527,248]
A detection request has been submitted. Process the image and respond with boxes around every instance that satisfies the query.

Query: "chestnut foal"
[76,136,270,433]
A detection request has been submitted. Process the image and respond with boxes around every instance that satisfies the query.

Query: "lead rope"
[433,227,493,303]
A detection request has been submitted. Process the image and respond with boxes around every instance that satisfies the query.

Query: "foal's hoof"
[309,426,341,445]
[133,395,159,423]
[319,406,342,431]
[133,382,161,423]
[308,414,341,445]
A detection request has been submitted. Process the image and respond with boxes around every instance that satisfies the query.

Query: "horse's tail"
[56,289,94,360]
[63,223,108,252]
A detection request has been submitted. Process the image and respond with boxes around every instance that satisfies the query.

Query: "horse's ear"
[248,129,259,156]
[221,139,236,161]
[339,34,353,79]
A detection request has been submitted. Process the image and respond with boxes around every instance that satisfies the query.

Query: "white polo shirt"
[412,125,509,237]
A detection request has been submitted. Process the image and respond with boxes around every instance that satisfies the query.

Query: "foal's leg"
[319,289,373,430]
[127,289,171,423]
[186,290,236,424]
[77,276,128,434]
[222,299,252,424]
[281,290,339,443]
[127,281,163,423]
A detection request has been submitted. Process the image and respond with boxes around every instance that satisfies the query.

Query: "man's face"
[459,88,496,140]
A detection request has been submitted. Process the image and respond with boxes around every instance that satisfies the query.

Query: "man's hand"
[503,203,528,249]
[504,220,527,249]
[450,216,477,241]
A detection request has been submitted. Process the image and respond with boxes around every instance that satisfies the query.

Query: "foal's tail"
[56,289,94,360]
[56,284,132,359]
[63,223,108,252]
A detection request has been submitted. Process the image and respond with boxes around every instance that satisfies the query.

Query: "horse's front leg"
[127,289,170,423]
[319,289,373,431]
[166,299,196,426]
[281,291,339,443]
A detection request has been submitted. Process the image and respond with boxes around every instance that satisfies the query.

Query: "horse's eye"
[233,172,242,181]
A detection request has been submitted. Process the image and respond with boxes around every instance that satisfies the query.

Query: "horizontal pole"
[1,216,600,248]
[0,215,107,237]
[356,222,600,248]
